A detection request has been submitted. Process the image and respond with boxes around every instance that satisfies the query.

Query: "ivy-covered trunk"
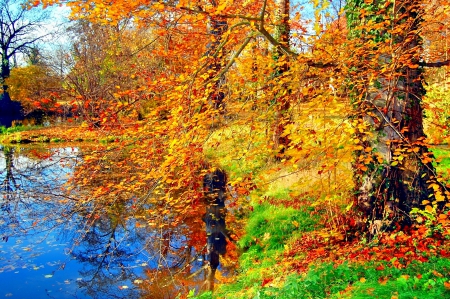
[346,0,448,234]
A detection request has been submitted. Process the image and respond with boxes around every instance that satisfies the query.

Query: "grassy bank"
[0,124,119,144]
[191,145,450,299]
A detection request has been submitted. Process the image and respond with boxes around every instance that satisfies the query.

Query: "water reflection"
[1,146,78,238]
[202,169,233,291]
[0,146,236,298]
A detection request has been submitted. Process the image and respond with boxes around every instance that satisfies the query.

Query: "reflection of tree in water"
[0,145,238,298]
[138,205,207,299]
[0,146,79,238]
[138,168,236,298]
[66,148,218,297]
[2,146,16,192]
[202,168,234,292]
[0,146,17,241]
[69,206,143,299]
[68,193,215,299]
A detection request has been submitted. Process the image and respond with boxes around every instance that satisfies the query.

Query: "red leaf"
[261,278,273,287]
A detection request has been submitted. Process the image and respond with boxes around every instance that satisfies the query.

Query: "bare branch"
[419,60,450,67]
[214,34,254,80]
[165,4,261,21]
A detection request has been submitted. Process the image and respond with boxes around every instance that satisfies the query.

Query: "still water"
[0,146,234,299]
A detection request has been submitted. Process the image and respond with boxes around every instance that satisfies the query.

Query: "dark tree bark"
[0,89,23,127]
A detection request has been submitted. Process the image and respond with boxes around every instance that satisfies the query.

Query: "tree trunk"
[346,0,448,235]
[1,51,10,91]
[272,0,291,157]
[206,17,228,111]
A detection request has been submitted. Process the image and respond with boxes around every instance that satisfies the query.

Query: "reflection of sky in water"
[0,147,207,299]
[0,147,142,298]
[0,147,89,298]
[0,232,87,298]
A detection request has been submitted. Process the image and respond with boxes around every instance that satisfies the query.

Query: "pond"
[0,146,237,299]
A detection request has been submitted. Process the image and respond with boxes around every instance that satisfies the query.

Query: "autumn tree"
[0,0,49,91]
[345,0,450,235]
[6,47,63,117]
[33,0,326,221]
[62,20,133,123]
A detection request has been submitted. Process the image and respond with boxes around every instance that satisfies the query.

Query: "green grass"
[227,257,450,299]
[263,186,292,200]
[432,147,450,171]
[238,204,319,251]
[0,125,41,135]
[431,147,450,182]
[192,203,321,299]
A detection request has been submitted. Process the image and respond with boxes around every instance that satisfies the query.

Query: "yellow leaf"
[436,192,446,202]
[400,275,409,280]
[215,1,227,13]
[422,200,430,205]
[345,202,354,212]
[428,183,440,191]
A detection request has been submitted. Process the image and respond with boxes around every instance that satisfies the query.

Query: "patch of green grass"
[263,186,292,200]
[99,136,116,144]
[305,260,445,299]
[253,257,450,299]
[37,135,50,143]
[431,147,450,182]
[239,204,319,251]
[203,203,320,299]
[0,125,41,135]
[432,147,450,171]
